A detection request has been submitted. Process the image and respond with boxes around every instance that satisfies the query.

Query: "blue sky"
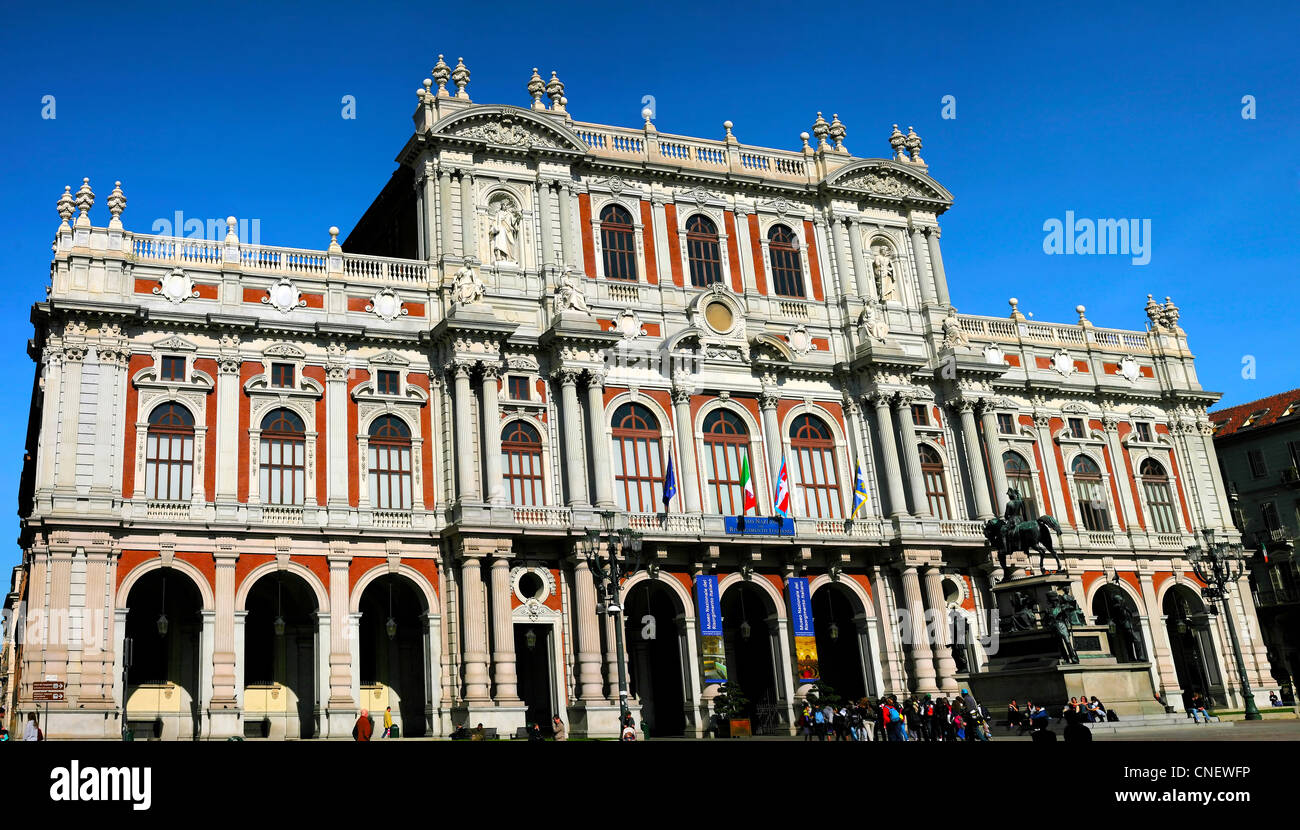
[0,1,1296,573]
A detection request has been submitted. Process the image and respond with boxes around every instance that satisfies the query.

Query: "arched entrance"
[123,568,203,739]
[358,575,429,737]
[1163,585,1223,708]
[720,580,780,719]
[810,583,868,702]
[243,572,319,738]
[625,580,687,736]
[1093,584,1146,663]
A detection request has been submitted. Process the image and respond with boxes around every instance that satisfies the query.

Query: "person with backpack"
[884,696,907,742]
[812,705,826,741]
[620,717,638,741]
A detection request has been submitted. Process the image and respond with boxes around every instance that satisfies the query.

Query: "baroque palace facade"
[10,58,1273,739]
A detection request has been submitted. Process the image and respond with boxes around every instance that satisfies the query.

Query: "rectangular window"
[997,413,1015,435]
[160,355,185,382]
[1135,422,1153,443]
[1068,417,1087,439]
[1261,502,1281,532]
[911,404,929,426]
[377,370,399,396]
[1248,449,1268,479]
[508,376,530,401]
[271,363,295,389]
[1287,441,1300,470]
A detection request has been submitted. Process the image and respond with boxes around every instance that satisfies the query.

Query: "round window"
[519,571,546,601]
[705,301,734,333]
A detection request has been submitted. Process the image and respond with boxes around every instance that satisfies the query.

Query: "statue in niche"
[872,245,896,301]
[451,261,485,306]
[859,302,889,343]
[488,196,521,263]
[941,308,970,349]
[554,267,590,314]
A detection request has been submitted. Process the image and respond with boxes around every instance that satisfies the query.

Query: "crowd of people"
[797,688,994,741]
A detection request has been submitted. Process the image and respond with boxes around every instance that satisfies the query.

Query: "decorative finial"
[889,123,907,162]
[905,126,924,164]
[225,216,239,245]
[451,57,470,99]
[642,107,654,129]
[528,68,545,110]
[828,113,846,152]
[812,112,830,150]
[328,226,341,252]
[799,131,811,153]
[1009,297,1025,321]
[432,55,451,97]
[545,71,565,111]
[1076,304,1089,325]
[107,181,126,228]
[421,78,433,101]
[56,185,75,225]
[74,177,95,226]
[1163,296,1180,328]
[723,120,734,141]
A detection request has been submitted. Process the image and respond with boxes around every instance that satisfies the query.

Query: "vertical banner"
[788,577,820,683]
[695,575,726,684]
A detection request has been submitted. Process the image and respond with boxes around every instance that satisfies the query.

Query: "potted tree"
[713,682,751,738]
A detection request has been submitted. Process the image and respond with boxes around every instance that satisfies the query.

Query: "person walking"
[620,718,638,741]
[24,713,40,741]
[353,709,373,742]
[383,706,393,738]
[552,715,567,741]
[813,705,826,741]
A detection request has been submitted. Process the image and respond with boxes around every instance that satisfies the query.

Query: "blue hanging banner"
[787,577,820,684]
[695,575,726,683]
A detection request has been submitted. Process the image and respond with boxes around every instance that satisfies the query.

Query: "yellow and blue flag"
[850,462,869,519]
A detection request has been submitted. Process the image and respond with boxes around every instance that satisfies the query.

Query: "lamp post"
[1185,528,1261,721]
[579,510,644,721]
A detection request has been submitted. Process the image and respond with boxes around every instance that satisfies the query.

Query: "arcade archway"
[243,572,320,738]
[1093,584,1146,663]
[1163,584,1223,708]
[123,568,204,739]
[625,579,687,736]
[720,580,780,719]
[358,574,429,737]
[810,582,869,702]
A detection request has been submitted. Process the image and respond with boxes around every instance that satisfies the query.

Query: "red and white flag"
[773,456,792,518]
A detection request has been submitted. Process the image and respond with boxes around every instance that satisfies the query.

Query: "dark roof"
[1209,388,1300,439]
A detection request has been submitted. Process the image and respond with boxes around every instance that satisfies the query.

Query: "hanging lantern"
[157,573,168,636]
[525,628,537,651]
[274,579,286,637]
[156,612,169,637]
[386,616,397,640]
[829,621,840,641]
[740,620,752,641]
[273,615,286,637]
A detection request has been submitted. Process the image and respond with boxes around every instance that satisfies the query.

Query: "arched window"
[611,402,663,512]
[600,204,637,281]
[919,444,951,520]
[767,224,804,298]
[145,403,194,502]
[789,414,841,518]
[1140,458,1179,534]
[686,214,723,288]
[1071,455,1111,531]
[368,415,412,510]
[1002,451,1039,519]
[502,420,544,507]
[702,409,750,514]
[259,408,306,506]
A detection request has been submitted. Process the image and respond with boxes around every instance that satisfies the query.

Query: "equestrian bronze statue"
[983,488,1065,576]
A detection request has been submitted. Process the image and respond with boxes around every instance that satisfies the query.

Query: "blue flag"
[851,462,869,519]
[662,454,677,508]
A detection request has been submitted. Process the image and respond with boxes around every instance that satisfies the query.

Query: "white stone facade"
[7,61,1274,739]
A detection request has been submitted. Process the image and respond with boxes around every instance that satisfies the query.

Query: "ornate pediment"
[264,343,307,359]
[431,106,588,153]
[368,350,411,366]
[152,335,198,352]
[823,159,952,205]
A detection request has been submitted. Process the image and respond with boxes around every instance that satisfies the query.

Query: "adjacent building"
[8,58,1273,739]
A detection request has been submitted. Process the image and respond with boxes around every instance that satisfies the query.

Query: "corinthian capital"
[550,367,581,386]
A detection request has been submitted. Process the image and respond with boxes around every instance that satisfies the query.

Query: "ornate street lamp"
[1186,528,1262,720]
[579,510,644,720]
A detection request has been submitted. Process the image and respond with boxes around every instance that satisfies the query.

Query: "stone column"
[586,372,615,509]
[215,355,241,506]
[979,400,1009,515]
[91,345,125,497]
[953,400,994,519]
[438,168,454,259]
[847,220,875,300]
[1197,420,1232,529]
[868,565,906,695]
[326,359,349,510]
[451,363,478,504]
[78,546,111,702]
[830,217,855,299]
[1101,414,1138,531]
[899,564,938,694]
[554,369,589,507]
[326,551,356,711]
[56,344,85,490]
[421,165,437,260]
[671,381,702,513]
[895,392,929,517]
[759,387,783,503]
[1032,412,1068,518]
[211,545,240,709]
[481,365,504,505]
[557,182,575,269]
[868,392,909,518]
[33,349,63,498]
[571,554,605,700]
[459,555,491,701]
[909,225,937,306]
[1139,569,1178,697]
[925,227,951,306]
[459,169,476,258]
[536,180,555,267]
[489,556,520,703]
[44,545,74,679]
[924,565,960,693]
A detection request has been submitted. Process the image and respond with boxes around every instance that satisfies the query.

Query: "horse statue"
[983,515,1065,577]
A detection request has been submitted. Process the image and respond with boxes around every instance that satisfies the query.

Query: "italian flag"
[739,452,757,514]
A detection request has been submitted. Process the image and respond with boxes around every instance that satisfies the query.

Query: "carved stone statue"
[554,267,590,314]
[1045,593,1080,664]
[871,245,896,301]
[488,198,521,263]
[859,302,889,343]
[941,309,970,349]
[451,262,485,306]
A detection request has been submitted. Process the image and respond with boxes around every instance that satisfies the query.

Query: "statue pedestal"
[968,574,1165,718]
